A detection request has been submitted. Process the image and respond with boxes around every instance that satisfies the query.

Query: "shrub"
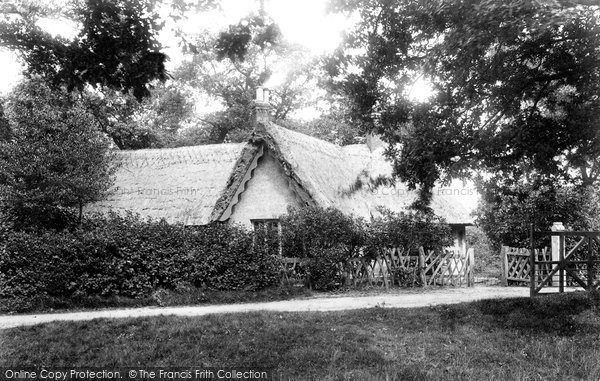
[0,212,279,311]
[281,206,365,258]
[281,206,365,290]
[188,223,279,291]
[365,208,454,257]
[392,267,422,287]
[279,206,453,290]
[477,184,600,248]
[305,245,346,291]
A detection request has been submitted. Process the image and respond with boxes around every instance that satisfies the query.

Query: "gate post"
[530,223,536,297]
[501,246,508,286]
[468,248,475,287]
[551,222,565,288]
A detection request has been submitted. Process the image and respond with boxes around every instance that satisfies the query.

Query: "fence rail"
[279,247,474,288]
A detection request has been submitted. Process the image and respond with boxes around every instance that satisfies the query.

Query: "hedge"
[280,206,453,290]
[0,212,279,311]
[0,207,456,309]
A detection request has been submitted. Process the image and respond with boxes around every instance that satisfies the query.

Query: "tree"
[476,182,600,247]
[0,0,176,99]
[0,79,116,230]
[82,82,196,149]
[0,102,10,142]
[326,0,600,205]
[174,12,319,143]
[278,110,363,146]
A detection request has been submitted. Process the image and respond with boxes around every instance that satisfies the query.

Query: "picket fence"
[279,247,475,288]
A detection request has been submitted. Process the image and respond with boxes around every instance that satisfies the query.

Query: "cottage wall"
[228,151,301,227]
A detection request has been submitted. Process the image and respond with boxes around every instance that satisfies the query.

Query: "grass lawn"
[2,292,600,380]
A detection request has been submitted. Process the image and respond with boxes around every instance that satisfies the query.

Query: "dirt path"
[0,286,533,330]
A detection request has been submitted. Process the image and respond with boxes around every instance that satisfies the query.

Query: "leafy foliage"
[83,83,197,149]
[0,0,170,99]
[214,14,281,63]
[365,208,454,257]
[174,13,319,144]
[281,206,365,290]
[476,184,600,247]
[277,110,363,146]
[281,206,365,258]
[188,223,279,291]
[0,79,116,230]
[326,0,600,204]
[280,205,453,290]
[0,212,279,312]
[304,245,346,291]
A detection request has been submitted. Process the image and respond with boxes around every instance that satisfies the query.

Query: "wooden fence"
[501,246,552,286]
[420,247,475,286]
[279,247,475,288]
[529,231,600,296]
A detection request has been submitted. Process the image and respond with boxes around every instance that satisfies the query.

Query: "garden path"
[0,286,534,330]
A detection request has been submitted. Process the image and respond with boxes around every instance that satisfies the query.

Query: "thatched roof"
[258,124,474,224]
[92,122,474,225]
[90,143,246,225]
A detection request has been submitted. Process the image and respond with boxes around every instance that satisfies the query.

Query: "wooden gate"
[530,230,600,296]
[502,246,551,285]
[420,248,475,286]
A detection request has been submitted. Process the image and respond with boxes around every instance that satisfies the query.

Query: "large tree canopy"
[175,12,319,143]
[326,0,600,204]
[0,0,174,99]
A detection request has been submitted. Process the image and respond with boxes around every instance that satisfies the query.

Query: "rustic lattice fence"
[278,247,475,288]
[278,257,308,285]
[501,246,551,286]
[342,248,422,288]
[420,248,475,286]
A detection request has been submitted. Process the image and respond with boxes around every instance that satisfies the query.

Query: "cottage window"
[251,218,282,256]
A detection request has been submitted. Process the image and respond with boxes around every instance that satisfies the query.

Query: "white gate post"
[551,222,565,287]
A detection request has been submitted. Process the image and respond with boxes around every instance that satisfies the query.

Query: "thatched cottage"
[93,89,474,253]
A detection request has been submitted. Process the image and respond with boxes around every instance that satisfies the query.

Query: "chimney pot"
[255,86,270,131]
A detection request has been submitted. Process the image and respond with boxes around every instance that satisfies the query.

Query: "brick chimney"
[255,87,270,132]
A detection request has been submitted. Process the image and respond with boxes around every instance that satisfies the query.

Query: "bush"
[279,206,453,290]
[188,224,279,291]
[0,212,279,311]
[365,208,454,257]
[281,206,365,258]
[477,184,600,248]
[281,207,365,290]
[305,245,346,291]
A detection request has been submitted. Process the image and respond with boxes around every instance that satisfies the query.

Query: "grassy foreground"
[2,292,600,380]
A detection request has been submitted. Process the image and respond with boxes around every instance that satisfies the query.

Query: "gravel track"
[0,286,532,330]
